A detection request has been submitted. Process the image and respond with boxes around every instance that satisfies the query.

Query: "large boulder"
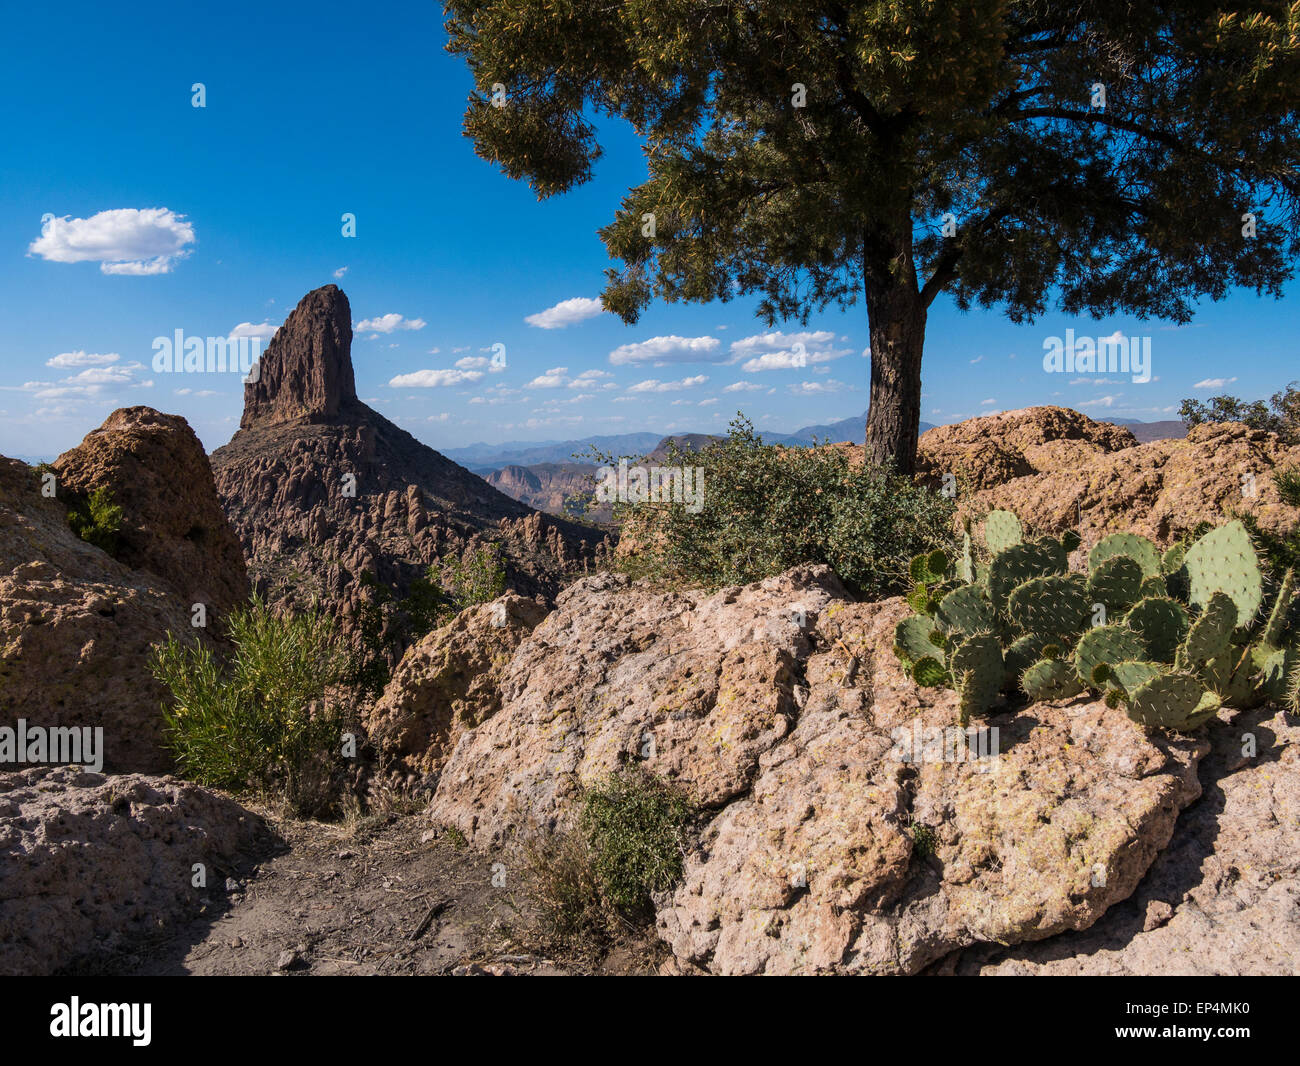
[53,406,249,623]
[365,591,550,782]
[426,565,1207,974]
[947,704,1300,975]
[0,457,192,772]
[0,766,267,975]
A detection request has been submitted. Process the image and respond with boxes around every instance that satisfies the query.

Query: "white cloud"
[388,368,483,387]
[1193,377,1237,389]
[525,296,605,329]
[723,381,765,393]
[526,367,571,389]
[229,321,279,341]
[356,313,427,334]
[333,266,348,280]
[46,351,119,369]
[569,369,615,389]
[64,367,133,386]
[626,375,708,393]
[1078,395,1119,409]
[456,356,488,370]
[787,379,848,395]
[609,335,721,366]
[28,208,195,275]
[730,330,850,372]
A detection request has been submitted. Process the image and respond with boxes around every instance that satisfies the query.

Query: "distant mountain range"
[442,413,939,473]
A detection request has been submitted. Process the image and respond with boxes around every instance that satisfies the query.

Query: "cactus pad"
[983,509,1023,555]
[1089,532,1161,578]
[1074,624,1147,689]
[1182,591,1237,663]
[1123,596,1189,663]
[948,632,1004,717]
[989,539,1067,611]
[911,656,950,687]
[936,584,995,636]
[1126,673,1222,732]
[1087,555,1145,613]
[1006,573,1090,639]
[894,615,944,665]
[1184,520,1263,624]
[1021,658,1085,701]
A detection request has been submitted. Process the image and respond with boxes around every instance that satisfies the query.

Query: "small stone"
[275,948,302,971]
[1142,899,1175,932]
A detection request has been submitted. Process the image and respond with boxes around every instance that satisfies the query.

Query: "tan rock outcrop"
[426,565,1207,974]
[970,420,1300,544]
[0,458,193,772]
[53,406,249,622]
[0,766,267,975]
[365,592,549,780]
[947,704,1300,975]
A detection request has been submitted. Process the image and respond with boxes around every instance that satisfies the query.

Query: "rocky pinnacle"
[241,284,356,428]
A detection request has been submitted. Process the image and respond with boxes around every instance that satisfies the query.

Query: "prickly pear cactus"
[1180,591,1237,665]
[1123,671,1222,732]
[892,509,1298,733]
[1123,596,1188,663]
[983,509,1022,556]
[1089,532,1161,578]
[1184,519,1264,624]
[1087,555,1145,613]
[988,539,1067,612]
[1021,657,1085,701]
[948,632,1004,725]
[1074,625,1147,689]
[1006,573,1089,640]
[936,583,995,636]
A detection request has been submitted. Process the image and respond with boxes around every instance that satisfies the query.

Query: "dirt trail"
[73,810,661,976]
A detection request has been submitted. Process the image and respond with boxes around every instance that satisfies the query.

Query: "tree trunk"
[863,232,927,475]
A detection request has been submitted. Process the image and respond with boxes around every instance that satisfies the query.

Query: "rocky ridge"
[210,285,610,645]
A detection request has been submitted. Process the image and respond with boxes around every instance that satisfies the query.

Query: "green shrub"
[430,544,506,611]
[579,768,691,913]
[67,487,124,555]
[592,416,956,599]
[150,597,355,817]
[348,546,507,699]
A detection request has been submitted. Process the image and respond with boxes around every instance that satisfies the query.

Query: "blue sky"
[1,0,1296,461]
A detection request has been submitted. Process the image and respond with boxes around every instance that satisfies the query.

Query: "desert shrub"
[430,544,506,610]
[579,767,691,913]
[150,597,355,817]
[1180,382,1300,442]
[67,487,124,555]
[593,416,956,598]
[522,768,691,948]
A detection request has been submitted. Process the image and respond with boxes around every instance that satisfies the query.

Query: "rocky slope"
[404,566,1227,974]
[210,285,609,644]
[483,462,601,520]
